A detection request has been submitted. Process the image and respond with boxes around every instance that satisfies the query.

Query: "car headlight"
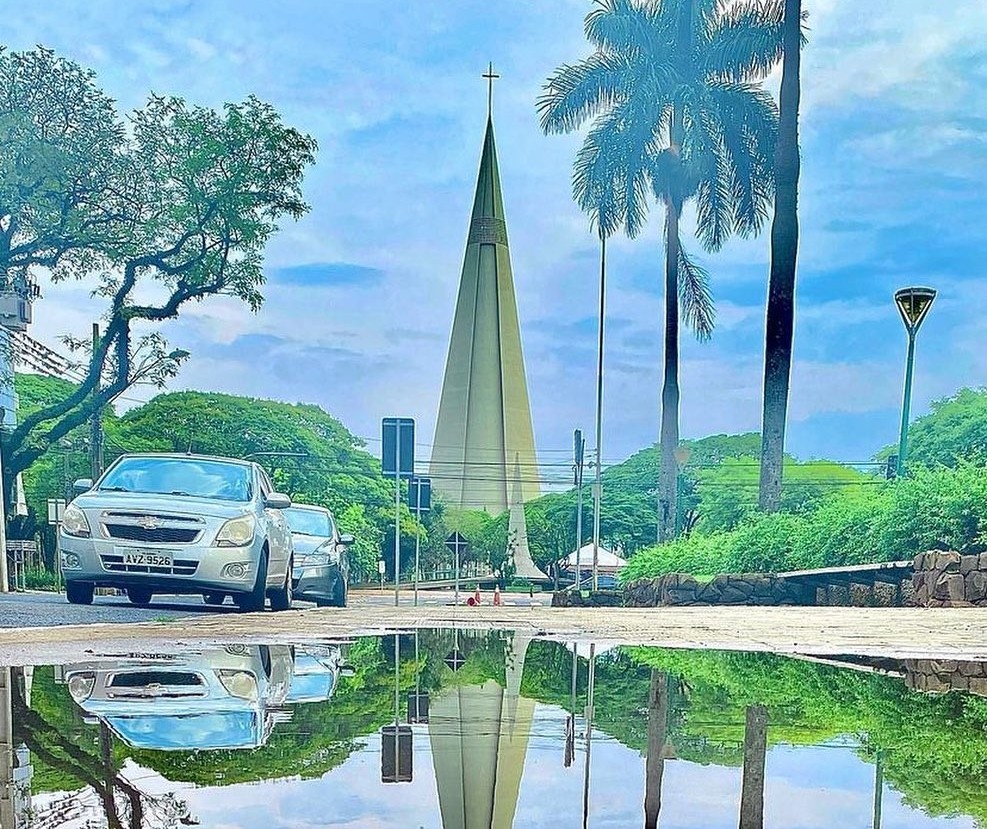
[217,669,258,701]
[215,514,256,547]
[68,672,96,703]
[61,504,91,538]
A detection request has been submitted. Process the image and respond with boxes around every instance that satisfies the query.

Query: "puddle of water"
[3,631,986,828]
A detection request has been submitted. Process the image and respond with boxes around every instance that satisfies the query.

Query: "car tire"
[66,581,94,605]
[204,592,226,606]
[235,552,268,613]
[269,559,293,612]
[127,587,153,607]
[333,576,348,609]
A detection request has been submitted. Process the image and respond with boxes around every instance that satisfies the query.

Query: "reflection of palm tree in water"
[9,667,197,828]
[643,670,668,829]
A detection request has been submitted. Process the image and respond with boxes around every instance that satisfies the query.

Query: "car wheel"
[235,552,268,612]
[66,581,94,605]
[204,592,226,606]
[333,576,348,608]
[127,587,153,607]
[269,559,293,612]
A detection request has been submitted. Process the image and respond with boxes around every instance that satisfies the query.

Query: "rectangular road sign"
[382,417,415,479]
[408,476,431,513]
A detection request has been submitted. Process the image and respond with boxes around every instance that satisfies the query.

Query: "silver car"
[283,504,352,607]
[59,453,295,611]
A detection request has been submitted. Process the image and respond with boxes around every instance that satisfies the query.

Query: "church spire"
[430,69,540,514]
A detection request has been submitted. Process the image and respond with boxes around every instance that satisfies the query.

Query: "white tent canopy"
[563,544,626,571]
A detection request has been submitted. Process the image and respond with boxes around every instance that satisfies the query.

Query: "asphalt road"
[0,587,547,628]
[0,590,231,627]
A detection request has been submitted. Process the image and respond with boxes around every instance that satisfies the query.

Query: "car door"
[257,468,290,581]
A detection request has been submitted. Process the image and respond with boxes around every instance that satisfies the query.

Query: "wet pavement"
[4,629,987,828]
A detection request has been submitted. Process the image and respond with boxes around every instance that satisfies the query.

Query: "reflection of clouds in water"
[114,707,973,829]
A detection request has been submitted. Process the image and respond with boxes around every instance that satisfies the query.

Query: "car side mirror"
[266,493,291,510]
[338,533,355,546]
[73,478,94,494]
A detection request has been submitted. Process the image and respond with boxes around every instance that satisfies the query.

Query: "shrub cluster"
[621,464,987,581]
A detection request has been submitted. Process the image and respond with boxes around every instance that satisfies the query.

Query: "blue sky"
[10,0,987,467]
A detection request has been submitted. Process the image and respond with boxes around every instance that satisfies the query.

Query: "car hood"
[291,534,332,555]
[73,490,252,520]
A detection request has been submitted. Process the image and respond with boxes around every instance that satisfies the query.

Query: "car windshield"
[105,711,259,750]
[284,507,333,537]
[99,457,253,502]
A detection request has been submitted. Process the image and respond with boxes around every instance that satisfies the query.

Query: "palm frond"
[538,52,632,135]
[708,82,777,237]
[677,243,716,341]
[703,0,784,83]
[585,0,670,53]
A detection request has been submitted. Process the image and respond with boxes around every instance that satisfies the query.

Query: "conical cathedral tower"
[430,85,540,515]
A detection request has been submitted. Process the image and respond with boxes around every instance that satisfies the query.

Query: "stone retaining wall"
[904,659,987,695]
[623,573,808,607]
[551,589,623,608]
[552,550,981,609]
[912,551,987,607]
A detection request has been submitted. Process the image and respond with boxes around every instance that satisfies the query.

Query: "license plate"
[122,550,174,568]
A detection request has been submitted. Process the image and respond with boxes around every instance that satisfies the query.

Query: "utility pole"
[90,323,104,480]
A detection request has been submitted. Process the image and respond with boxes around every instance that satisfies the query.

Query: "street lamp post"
[894,287,936,478]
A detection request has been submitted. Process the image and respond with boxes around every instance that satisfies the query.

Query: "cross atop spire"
[482,61,500,119]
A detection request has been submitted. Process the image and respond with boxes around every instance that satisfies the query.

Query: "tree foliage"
[879,387,987,469]
[623,464,987,579]
[0,46,317,490]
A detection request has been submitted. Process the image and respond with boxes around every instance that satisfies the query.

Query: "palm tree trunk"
[739,704,769,829]
[659,202,681,543]
[644,670,668,828]
[758,0,802,512]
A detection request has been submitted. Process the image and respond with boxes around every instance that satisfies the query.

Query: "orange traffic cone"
[494,585,502,606]
[473,585,481,605]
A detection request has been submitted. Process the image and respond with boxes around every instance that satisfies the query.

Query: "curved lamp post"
[894,286,936,477]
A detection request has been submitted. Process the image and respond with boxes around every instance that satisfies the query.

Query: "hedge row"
[621,464,987,581]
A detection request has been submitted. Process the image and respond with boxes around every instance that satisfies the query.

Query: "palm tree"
[540,0,782,541]
[759,0,804,512]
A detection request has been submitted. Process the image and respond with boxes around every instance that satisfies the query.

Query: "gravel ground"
[3,602,987,666]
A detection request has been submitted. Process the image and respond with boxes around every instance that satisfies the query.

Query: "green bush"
[621,464,987,580]
[23,568,58,591]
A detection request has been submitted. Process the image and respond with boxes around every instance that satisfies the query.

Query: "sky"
[8,0,987,468]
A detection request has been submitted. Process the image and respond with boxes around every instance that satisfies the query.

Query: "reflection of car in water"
[59,644,295,751]
[285,644,355,705]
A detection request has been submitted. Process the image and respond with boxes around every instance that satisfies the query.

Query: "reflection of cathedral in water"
[428,634,535,829]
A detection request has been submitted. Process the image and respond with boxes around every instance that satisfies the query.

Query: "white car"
[59,453,295,611]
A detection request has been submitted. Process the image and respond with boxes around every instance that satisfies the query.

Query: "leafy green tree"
[878,388,987,469]
[695,455,867,532]
[0,46,317,493]
[539,0,781,541]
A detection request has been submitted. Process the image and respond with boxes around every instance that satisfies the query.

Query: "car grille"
[105,524,201,544]
[100,555,198,576]
[109,671,201,687]
[101,511,205,545]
